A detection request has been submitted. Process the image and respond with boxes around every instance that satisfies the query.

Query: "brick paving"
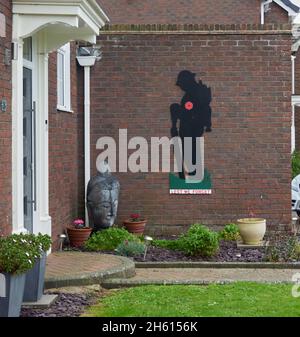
[45,252,135,288]
[45,252,123,278]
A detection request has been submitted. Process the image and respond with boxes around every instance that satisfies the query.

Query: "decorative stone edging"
[44,256,135,289]
[135,261,300,269]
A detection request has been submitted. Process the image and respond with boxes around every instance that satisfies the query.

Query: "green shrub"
[179,224,219,256]
[292,150,300,179]
[84,227,139,251]
[219,224,240,241]
[152,239,181,250]
[116,240,146,257]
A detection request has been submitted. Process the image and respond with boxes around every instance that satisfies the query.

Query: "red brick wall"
[265,2,289,24]
[48,42,84,249]
[90,25,292,232]
[99,0,286,24]
[0,0,12,236]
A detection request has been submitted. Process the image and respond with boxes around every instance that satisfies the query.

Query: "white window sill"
[57,106,74,113]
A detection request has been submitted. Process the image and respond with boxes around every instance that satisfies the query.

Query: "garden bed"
[68,231,300,263]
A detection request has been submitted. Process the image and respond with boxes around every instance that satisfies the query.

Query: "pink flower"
[130,213,140,219]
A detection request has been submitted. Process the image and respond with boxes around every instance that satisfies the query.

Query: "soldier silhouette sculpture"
[170,70,212,180]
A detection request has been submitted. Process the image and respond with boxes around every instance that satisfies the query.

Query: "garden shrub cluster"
[154,223,241,257]
[154,224,220,257]
[84,227,139,251]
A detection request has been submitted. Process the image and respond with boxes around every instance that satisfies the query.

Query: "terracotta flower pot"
[123,219,147,235]
[237,218,266,245]
[66,227,92,248]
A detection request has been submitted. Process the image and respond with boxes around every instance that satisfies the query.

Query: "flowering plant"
[73,219,85,229]
[0,233,51,275]
[129,213,144,222]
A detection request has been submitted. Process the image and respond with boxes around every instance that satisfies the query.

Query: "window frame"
[57,42,71,112]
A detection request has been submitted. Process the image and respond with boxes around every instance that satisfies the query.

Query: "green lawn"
[85,283,300,317]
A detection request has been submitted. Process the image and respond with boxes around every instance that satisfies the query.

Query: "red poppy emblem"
[185,101,193,110]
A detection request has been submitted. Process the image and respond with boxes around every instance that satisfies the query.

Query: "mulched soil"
[21,292,97,317]
[134,240,265,262]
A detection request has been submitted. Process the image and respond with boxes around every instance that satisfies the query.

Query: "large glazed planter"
[123,219,147,235]
[237,218,266,245]
[67,227,92,247]
[23,252,47,302]
[0,273,26,317]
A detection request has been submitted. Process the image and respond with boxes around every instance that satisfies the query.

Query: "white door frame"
[12,32,51,236]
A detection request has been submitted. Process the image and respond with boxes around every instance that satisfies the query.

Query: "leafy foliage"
[152,239,182,250]
[84,227,139,251]
[292,150,300,179]
[219,224,240,241]
[116,240,145,257]
[179,224,219,256]
[154,224,219,257]
[0,233,51,275]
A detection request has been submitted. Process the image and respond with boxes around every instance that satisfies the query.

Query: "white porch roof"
[12,0,109,51]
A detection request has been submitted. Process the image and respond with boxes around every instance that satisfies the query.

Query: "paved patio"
[45,252,135,288]
[44,252,300,289]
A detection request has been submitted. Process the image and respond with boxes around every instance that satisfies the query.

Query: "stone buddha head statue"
[86,161,120,231]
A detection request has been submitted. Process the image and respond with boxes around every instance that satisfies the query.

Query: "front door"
[23,67,34,232]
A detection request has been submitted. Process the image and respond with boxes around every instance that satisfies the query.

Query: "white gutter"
[292,54,296,95]
[76,55,97,226]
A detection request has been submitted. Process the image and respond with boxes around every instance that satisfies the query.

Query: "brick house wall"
[265,2,289,24]
[99,0,262,24]
[90,24,292,232]
[48,43,84,249]
[0,0,12,236]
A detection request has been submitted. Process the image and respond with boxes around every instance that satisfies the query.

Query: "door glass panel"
[23,37,32,62]
[23,67,33,233]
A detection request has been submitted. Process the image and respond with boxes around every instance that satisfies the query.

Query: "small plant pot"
[123,219,147,235]
[237,218,266,245]
[0,272,26,317]
[66,227,92,248]
[23,252,47,302]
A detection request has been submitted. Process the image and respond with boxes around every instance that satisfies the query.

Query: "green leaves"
[0,233,51,275]
[116,240,146,257]
[154,224,219,257]
[218,224,240,241]
[292,150,300,179]
[84,227,140,251]
[179,224,219,256]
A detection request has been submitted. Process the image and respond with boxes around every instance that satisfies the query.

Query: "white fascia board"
[12,0,109,38]
[273,0,298,16]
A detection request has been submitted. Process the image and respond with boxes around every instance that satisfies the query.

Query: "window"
[57,43,71,111]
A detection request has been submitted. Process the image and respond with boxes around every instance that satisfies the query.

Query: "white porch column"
[34,31,51,236]
[11,36,25,233]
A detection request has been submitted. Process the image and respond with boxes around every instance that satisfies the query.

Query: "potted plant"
[23,233,52,302]
[67,219,92,248]
[123,213,147,235]
[237,210,266,245]
[0,234,38,317]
